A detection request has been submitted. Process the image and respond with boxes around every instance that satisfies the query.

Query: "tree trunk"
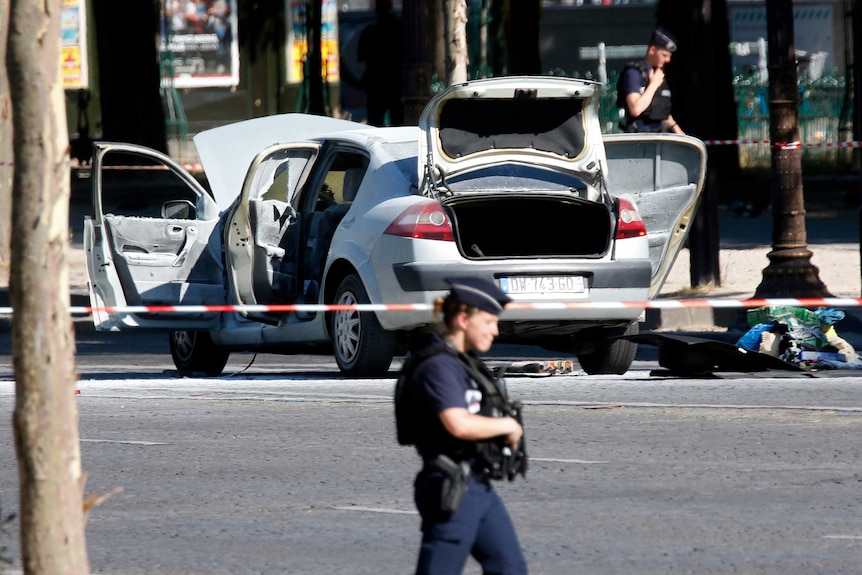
[92,0,167,151]
[429,0,445,85]
[444,0,468,84]
[307,0,326,115]
[852,1,862,208]
[507,0,540,75]
[0,0,11,272]
[477,0,489,77]
[656,0,737,289]
[489,0,507,76]
[402,0,432,124]
[7,0,89,572]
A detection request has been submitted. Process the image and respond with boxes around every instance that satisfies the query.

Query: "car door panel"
[86,143,224,330]
[106,215,195,266]
[247,198,301,303]
[104,214,223,289]
[224,144,318,322]
[603,134,707,298]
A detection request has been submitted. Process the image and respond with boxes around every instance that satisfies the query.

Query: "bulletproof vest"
[394,339,527,480]
[395,343,510,444]
[617,60,673,123]
[394,340,444,447]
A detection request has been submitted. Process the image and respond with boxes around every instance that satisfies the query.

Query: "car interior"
[300,152,369,313]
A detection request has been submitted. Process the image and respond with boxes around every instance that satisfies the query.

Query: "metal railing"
[598,70,855,171]
[164,69,856,173]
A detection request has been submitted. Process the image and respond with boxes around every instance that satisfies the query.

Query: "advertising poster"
[161,0,240,88]
[286,0,340,84]
[61,0,89,89]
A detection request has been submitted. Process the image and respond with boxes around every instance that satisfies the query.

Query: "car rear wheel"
[577,322,638,375]
[169,330,230,376]
[331,274,395,377]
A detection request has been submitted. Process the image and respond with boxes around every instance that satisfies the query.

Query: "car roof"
[194,114,368,207]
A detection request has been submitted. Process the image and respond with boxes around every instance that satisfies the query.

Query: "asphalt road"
[2,333,862,574]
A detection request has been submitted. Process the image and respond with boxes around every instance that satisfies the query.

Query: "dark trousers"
[414,471,528,575]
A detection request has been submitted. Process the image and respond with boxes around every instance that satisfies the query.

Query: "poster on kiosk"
[62,0,89,90]
[285,0,340,85]
[161,0,240,88]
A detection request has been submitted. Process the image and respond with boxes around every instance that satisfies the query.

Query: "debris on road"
[738,306,862,370]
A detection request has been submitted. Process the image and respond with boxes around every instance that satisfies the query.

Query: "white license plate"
[499,276,586,295]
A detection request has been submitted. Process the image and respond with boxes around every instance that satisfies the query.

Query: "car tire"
[577,322,638,375]
[169,330,230,376]
[331,274,395,377]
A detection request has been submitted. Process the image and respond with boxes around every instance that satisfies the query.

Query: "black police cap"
[444,277,511,315]
[650,27,678,53]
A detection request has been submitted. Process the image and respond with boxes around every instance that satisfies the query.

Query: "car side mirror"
[162,199,196,219]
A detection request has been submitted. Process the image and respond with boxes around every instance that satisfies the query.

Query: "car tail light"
[384,202,455,241]
[615,198,646,239]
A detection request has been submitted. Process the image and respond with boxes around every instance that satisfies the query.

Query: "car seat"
[307,167,365,284]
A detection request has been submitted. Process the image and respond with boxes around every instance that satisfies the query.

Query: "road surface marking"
[333,506,416,515]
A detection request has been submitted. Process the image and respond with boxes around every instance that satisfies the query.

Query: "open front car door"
[221,144,319,323]
[84,143,225,330]
[603,133,707,298]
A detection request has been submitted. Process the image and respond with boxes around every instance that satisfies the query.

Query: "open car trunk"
[418,76,604,188]
[444,195,612,259]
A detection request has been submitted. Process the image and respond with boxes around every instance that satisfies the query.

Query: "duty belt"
[423,454,490,480]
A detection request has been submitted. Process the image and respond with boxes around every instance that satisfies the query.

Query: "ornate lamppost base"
[754,248,832,298]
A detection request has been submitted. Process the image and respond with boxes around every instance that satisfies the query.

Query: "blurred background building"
[63,0,853,171]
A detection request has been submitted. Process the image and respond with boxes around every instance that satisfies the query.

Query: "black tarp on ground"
[622,332,804,375]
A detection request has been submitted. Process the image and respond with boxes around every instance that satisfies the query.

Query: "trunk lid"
[417,76,606,194]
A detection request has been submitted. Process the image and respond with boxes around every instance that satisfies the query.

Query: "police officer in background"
[395,277,528,575]
[617,27,685,135]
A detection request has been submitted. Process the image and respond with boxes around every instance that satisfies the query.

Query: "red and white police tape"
[96,163,206,172]
[700,139,862,148]
[1,161,206,171]
[2,297,862,317]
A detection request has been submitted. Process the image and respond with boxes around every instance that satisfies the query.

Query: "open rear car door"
[84,143,225,330]
[603,133,707,298]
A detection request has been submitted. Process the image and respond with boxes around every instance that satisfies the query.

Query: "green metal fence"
[599,70,856,171]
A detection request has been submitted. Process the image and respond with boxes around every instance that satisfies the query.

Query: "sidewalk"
[649,204,862,345]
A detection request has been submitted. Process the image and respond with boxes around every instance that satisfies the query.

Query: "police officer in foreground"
[617,27,685,135]
[395,277,528,575]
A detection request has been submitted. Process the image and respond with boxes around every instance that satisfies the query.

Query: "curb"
[644,306,747,333]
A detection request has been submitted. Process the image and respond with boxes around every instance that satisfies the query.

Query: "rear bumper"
[377,259,651,331]
[392,259,651,291]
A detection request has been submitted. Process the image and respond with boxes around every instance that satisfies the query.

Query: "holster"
[429,454,472,513]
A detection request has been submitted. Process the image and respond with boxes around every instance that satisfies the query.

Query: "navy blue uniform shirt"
[410,338,483,460]
[619,58,673,130]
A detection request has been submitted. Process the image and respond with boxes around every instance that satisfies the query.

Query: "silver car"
[85,76,706,377]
